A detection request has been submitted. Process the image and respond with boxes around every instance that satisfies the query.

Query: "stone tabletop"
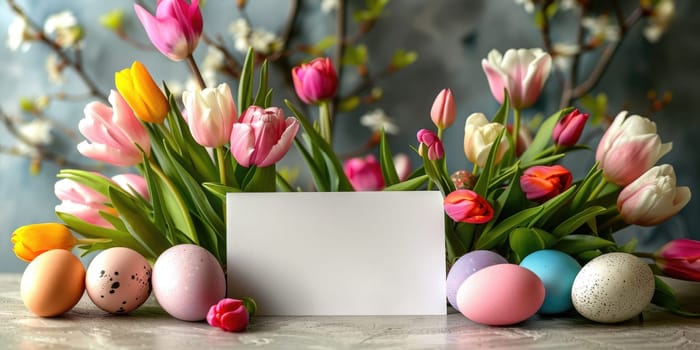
[2,273,700,349]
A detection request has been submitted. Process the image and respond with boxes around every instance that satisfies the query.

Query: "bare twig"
[202,34,242,79]
[330,0,347,123]
[559,3,587,108]
[7,0,107,102]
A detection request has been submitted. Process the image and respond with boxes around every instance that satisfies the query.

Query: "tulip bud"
[520,165,573,203]
[343,155,384,191]
[617,164,691,226]
[230,106,299,168]
[416,129,444,161]
[55,178,117,229]
[481,48,552,110]
[134,0,203,61]
[291,57,338,105]
[393,153,412,181]
[182,83,237,148]
[115,61,169,124]
[443,189,494,224]
[430,88,456,130]
[206,298,249,332]
[596,111,672,186]
[463,113,509,168]
[553,109,589,147]
[655,239,700,281]
[11,223,78,262]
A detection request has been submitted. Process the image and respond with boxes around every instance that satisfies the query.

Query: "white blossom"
[229,18,282,55]
[45,53,64,84]
[644,0,675,43]
[16,119,53,156]
[360,109,399,135]
[552,43,580,72]
[7,16,34,51]
[43,11,82,48]
[514,0,535,13]
[582,15,620,43]
[321,0,339,13]
[202,46,225,71]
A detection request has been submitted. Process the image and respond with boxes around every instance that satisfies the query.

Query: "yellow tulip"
[115,61,169,123]
[11,223,78,262]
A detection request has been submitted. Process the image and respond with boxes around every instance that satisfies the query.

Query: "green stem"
[216,147,228,218]
[319,100,332,145]
[186,54,207,90]
[437,126,444,140]
[512,108,521,151]
[599,214,622,233]
[588,177,608,202]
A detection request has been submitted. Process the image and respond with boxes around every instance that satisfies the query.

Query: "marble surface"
[2,274,700,349]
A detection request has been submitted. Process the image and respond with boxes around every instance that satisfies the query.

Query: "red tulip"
[444,190,494,224]
[553,109,589,147]
[655,239,700,281]
[291,57,338,105]
[520,165,573,203]
[206,298,249,332]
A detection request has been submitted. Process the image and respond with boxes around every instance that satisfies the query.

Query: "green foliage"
[342,44,369,67]
[390,49,418,70]
[353,0,390,22]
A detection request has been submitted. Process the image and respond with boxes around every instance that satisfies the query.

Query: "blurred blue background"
[1,0,698,272]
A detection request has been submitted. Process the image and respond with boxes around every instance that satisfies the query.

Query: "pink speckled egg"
[151,244,226,321]
[85,247,152,314]
[456,264,545,326]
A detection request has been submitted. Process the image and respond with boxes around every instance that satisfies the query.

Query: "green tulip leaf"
[238,47,255,112]
[529,185,578,228]
[473,128,507,197]
[492,91,510,125]
[476,206,542,250]
[383,175,428,191]
[203,182,242,200]
[379,129,400,186]
[554,234,616,255]
[293,138,330,192]
[108,187,171,258]
[510,227,549,263]
[253,60,269,107]
[56,212,149,257]
[651,277,700,317]
[552,205,607,237]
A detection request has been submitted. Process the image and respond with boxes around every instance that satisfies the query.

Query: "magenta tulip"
[655,239,700,281]
[291,57,338,105]
[596,111,672,186]
[430,88,456,130]
[416,129,444,161]
[134,0,203,61]
[343,155,384,191]
[443,190,494,224]
[520,165,573,203]
[230,106,299,168]
[77,90,150,167]
[481,48,552,109]
[182,83,237,148]
[55,178,116,229]
[553,109,589,147]
[617,164,691,226]
[207,298,249,332]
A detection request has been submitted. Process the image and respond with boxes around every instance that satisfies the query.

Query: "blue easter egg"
[520,250,581,314]
[446,250,507,311]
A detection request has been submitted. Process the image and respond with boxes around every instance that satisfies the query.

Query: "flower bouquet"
[9,0,700,331]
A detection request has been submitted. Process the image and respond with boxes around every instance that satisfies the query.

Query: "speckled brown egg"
[85,247,152,314]
[571,252,655,323]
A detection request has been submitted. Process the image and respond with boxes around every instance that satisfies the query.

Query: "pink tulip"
[481,48,552,109]
[112,174,150,201]
[520,165,573,203]
[596,111,672,186]
[655,239,700,281]
[416,129,444,161]
[206,298,249,332]
[553,109,589,147]
[430,88,456,129]
[55,178,116,229]
[291,57,338,105]
[443,190,494,224]
[343,155,384,191]
[617,164,691,226]
[393,153,412,181]
[134,0,203,61]
[230,106,299,168]
[182,83,237,148]
[77,90,151,167]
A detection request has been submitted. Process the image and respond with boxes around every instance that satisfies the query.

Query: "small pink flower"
[230,106,300,168]
[443,190,494,224]
[520,165,573,203]
[430,88,456,129]
[596,111,672,186]
[291,57,338,105]
[343,155,384,191]
[55,178,116,229]
[134,0,203,61]
[393,153,412,181]
[416,129,444,161]
[553,109,589,147]
[206,298,249,332]
[481,48,552,110]
[77,90,150,167]
[655,239,700,282]
[112,174,150,201]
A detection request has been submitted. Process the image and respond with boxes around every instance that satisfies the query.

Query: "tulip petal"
[230,124,256,167]
[257,118,300,167]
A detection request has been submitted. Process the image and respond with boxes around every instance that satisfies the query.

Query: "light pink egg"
[456,264,545,326]
[151,244,225,321]
[85,247,152,314]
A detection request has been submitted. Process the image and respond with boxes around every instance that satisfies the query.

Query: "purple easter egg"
[446,250,508,311]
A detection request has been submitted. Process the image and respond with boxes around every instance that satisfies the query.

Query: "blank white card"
[226,191,446,316]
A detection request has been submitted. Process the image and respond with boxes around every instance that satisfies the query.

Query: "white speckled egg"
[151,244,226,321]
[85,247,152,314]
[571,252,655,323]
